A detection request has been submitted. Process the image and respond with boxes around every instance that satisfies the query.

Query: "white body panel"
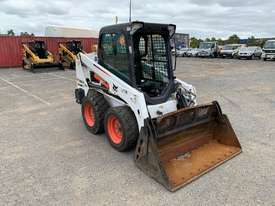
[76,53,197,130]
[262,40,275,60]
[147,100,177,119]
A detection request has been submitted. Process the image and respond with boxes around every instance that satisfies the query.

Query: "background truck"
[197,42,219,57]
[262,40,275,61]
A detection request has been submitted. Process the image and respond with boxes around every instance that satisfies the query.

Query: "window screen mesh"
[138,34,168,83]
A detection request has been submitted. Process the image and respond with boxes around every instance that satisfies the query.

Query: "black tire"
[213,52,218,58]
[263,58,267,61]
[104,106,139,152]
[59,55,66,69]
[59,63,65,70]
[59,54,64,62]
[22,59,30,70]
[81,90,109,134]
[69,62,75,70]
[22,60,25,69]
[30,64,35,73]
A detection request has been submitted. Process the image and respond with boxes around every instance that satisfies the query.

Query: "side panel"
[76,53,150,129]
[147,100,177,119]
[75,53,198,129]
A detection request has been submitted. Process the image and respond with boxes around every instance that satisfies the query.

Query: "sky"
[0,0,274,39]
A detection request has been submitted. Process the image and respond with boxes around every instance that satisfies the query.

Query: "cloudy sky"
[0,0,274,39]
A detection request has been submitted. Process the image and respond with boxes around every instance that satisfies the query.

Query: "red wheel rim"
[107,115,123,144]
[84,103,95,127]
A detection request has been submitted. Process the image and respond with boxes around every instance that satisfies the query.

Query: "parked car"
[237,46,262,60]
[197,42,219,58]
[176,48,190,57]
[217,45,224,57]
[220,44,244,58]
[186,48,200,57]
[262,40,275,61]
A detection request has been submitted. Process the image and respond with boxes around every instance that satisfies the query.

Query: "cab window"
[100,33,129,81]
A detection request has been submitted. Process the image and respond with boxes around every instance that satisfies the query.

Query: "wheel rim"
[84,103,95,127]
[107,115,123,144]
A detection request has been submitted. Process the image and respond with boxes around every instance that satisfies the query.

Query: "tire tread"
[105,106,139,152]
[82,89,109,134]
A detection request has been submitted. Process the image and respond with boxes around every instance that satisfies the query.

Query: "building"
[174,33,190,49]
[45,26,98,38]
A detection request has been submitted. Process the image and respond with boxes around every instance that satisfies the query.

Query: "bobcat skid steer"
[22,41,63,72]
[58,41,84,70]
[75,22,242,191]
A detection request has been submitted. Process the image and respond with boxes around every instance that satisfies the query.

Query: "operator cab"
[66,41,82,55]
[29,41,48,59]
[199,42,215,49]
[98,22,176,105]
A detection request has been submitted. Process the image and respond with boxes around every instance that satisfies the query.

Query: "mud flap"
[135,101,242,192]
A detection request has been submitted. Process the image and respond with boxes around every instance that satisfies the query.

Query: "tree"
[211,37,217,42]
[247,36,257,46]
[226,34,240,44]
[20,32,35,36]
[259,39,266,48]
[204,37,217,42]
[7,29,15,36]
[217,38,224,45]
[190,37,203,48]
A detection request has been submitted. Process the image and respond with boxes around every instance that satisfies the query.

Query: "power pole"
[129,0,132,22]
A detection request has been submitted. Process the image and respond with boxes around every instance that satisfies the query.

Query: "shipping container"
[0,36,98,68]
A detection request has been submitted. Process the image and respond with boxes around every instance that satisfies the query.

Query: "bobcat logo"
[113,84,118,92]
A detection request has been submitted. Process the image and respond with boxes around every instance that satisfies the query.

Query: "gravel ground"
[0,58,275,206]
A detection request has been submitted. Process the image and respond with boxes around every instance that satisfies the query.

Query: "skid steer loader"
[75,22,242,191]
[58,41,84,69]
[22,41,63,72]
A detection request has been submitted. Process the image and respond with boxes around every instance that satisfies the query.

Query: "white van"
[262,40,275,61]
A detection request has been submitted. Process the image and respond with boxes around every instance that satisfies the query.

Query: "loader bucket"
[135,101,241,191]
